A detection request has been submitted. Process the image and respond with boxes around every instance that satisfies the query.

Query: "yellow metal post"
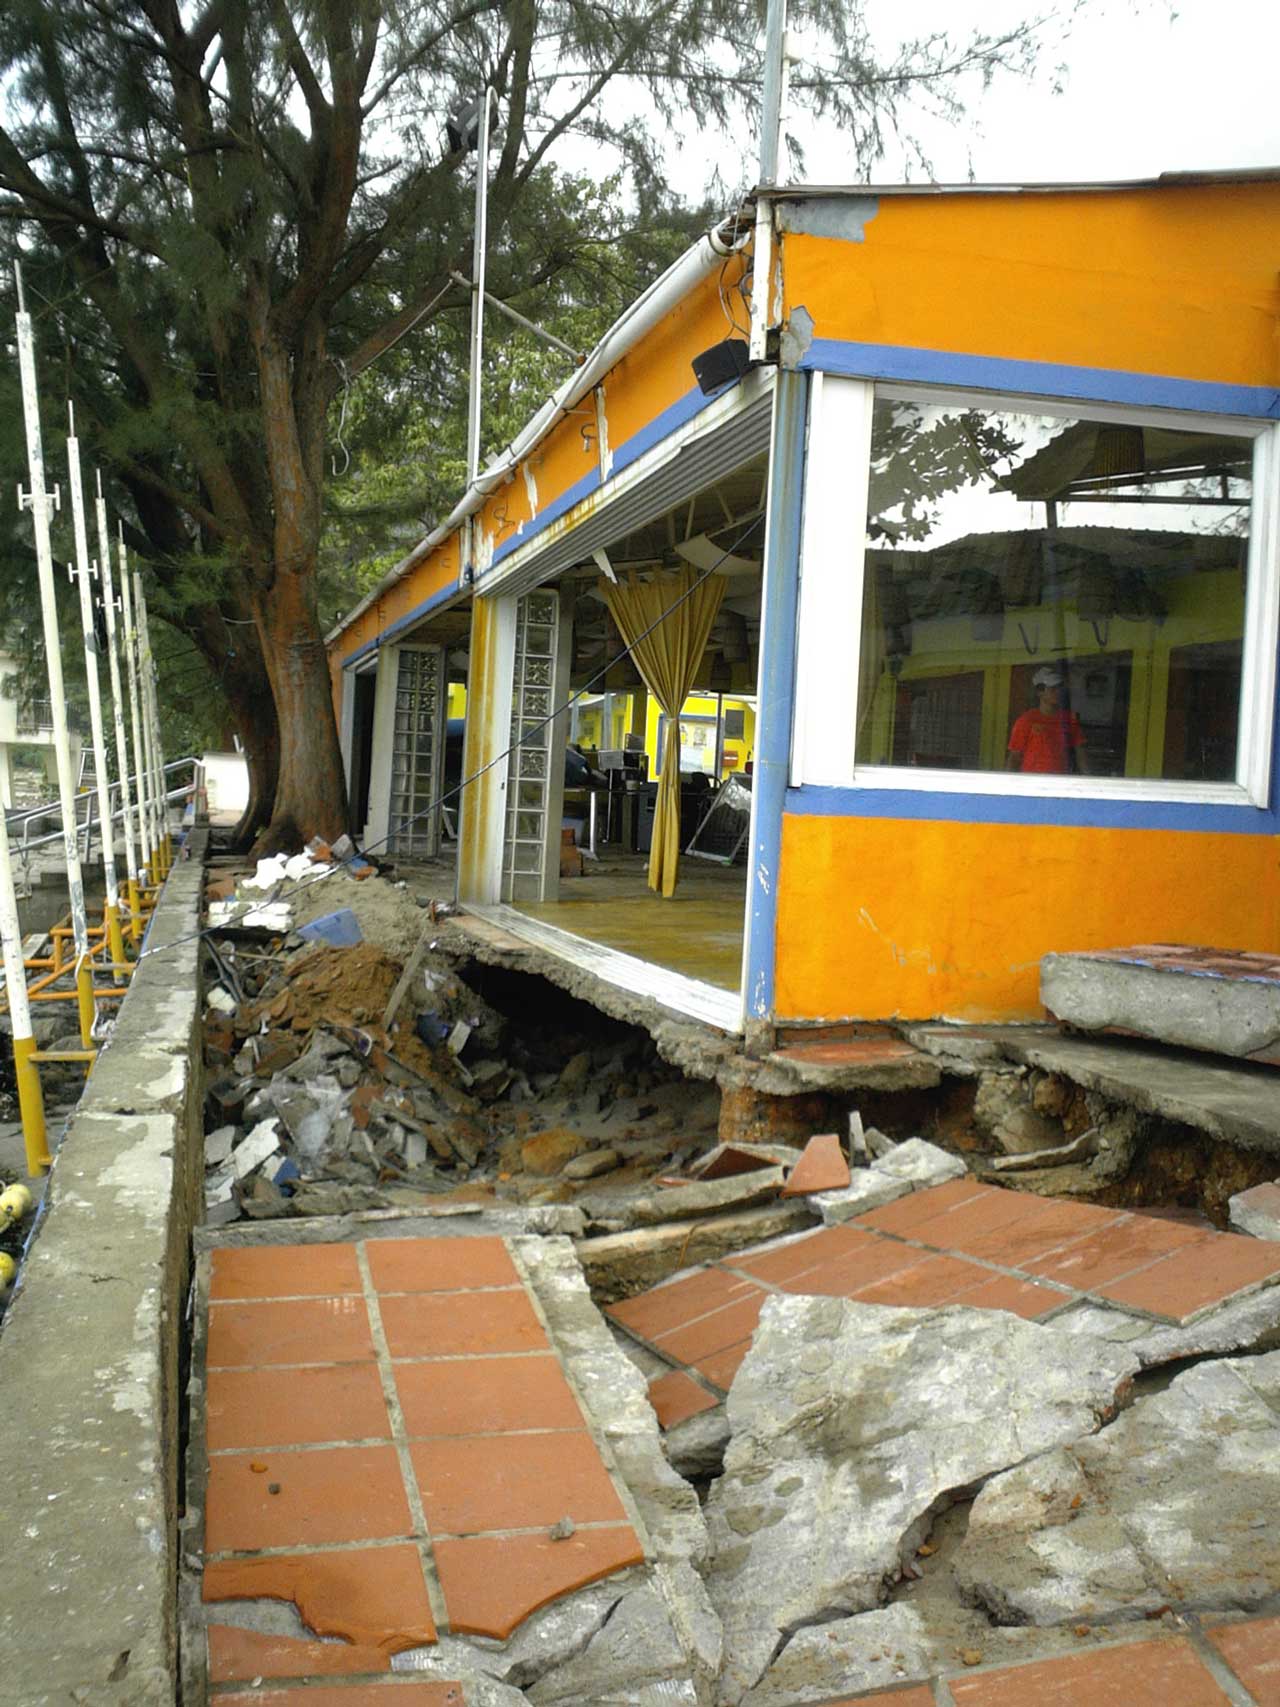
[75,956,94,1050]
[104,900,128,972]
[12,1036,48,1174]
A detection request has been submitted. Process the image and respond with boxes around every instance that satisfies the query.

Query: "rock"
[561,1148,622,1181]
[575,1202,816,1302]
[975,1071,1065,1156]
[740,1603,937,1706]
[558,1051,593,1094]
[874,1137,969,1187]
[815,1172,911,1224]
[527,1586,690,1705]
[205,1125,236,1168]
[522,1128,589,1176]
[702,1294,1138,1704]
[230,1118,282,1180]
[585,1168,785,1230]
[665,1405,733,1480]
[954,1349,1280,1627]
[1230,1181,1280,1241]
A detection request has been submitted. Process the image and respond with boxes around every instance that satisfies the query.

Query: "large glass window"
[855,399,1254,784]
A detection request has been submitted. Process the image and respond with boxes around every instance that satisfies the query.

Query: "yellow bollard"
[0,1252,16,1291]
[105,900,129,974]
[75,957,94,1050]
[126,878,143,946]
[11,1041,48,1174]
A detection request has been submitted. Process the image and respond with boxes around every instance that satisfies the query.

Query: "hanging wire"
[137,510,766,964]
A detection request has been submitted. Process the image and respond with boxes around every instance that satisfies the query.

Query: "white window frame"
[791,375,1279,809]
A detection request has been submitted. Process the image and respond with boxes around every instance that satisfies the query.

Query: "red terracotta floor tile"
[946,1198,1125,1268]
[207,1623,391,1682]
[205,1543,435,1653]
[205,1446,413,1553]
[943,1272,1066,1319]
[647,1370,720,1429]
[1208,1614,1280,1704]
[652,1290,766,1366]
[948,1636,1233,1705]
[435,1525,644,1638]
[891,1187,1035,1252]
[412,1431,627,1535]
[395,1353,583,1436]
[207,1364,391,1451]
[210,1243,363,1302]
[380,1289,548,1358]
[728,1224,871,1285]
[606,1267,759,1339]
[781,1132,851,1197]
[207,1297,375,1369]
[856,1178,991,1237]
[1098,1234,1280,1322]
[774,1036,925,1068]
[219,1687,463,1706]
[691,1338,753,1388]
[778,1235,921,1299]
[1024,1215,1212,1290]
[851,1254,995,1309]
[367,1235,518,1293]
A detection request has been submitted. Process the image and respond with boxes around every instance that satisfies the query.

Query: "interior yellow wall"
[775,813,1280,1023]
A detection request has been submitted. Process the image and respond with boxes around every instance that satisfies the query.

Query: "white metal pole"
[95,478,141,937]
[66,410,126,968]
[117,532,154,877]
[13,265,96,1047]
[0,802,48,1171]
[748,0,788,364]
[134,573,167,867]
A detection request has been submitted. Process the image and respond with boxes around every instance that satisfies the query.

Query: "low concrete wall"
[0,835,204,1703]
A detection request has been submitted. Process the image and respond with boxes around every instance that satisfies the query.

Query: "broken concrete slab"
[702,1294,1137,1704]
[561,1147,621,1181]
[955,1349,1280,1627]
[815,1140,967,1223]
[1230,1180,1280,1241]
[739,1603,939,1706]
[575,1202,816,1301]
[583,1168,785,1231]
[814,1169,912,1224]
[690,1142,804,1181]
[875,1137,970,1187]
[1042,944,1280,1064]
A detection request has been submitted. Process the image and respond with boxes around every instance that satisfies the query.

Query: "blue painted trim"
[800,339,1280,420]
[340,578,466,668]
[784,783,1277,836]
[746,371,809,1023]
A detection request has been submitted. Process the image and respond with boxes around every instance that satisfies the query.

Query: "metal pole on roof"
[13,265,97,1050]
[749,0,789,364]
[465,86,495,495]
[65,412,127,972]
[95,476,142,942]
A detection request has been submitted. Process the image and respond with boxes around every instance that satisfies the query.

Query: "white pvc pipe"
[134,575,166,843]
[65,412,120,912]
[95,479,139,889]
[117,534,153,868]
[13,269,92,961]
[0,799,34,1041]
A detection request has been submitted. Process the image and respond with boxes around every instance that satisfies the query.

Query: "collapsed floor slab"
[182,1223,717,1705]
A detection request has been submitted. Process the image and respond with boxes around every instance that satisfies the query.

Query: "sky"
[653,0,1280,199]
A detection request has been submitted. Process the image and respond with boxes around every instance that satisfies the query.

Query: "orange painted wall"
[782,183,1280,388]
[775,813,1280,1024]
[332,535,461,669]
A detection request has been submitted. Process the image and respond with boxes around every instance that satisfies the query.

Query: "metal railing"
[4,755,201,886]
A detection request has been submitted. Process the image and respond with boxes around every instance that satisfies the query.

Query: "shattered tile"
[780,1133,851,1198]
[205,1447,412,1552]
[606,1266,759,1340]
[651,1290,766,1366]
[1207,1614,1280,1703]
[207,1364,391,1451]
[394,1353,584,1436]
[210,1242,363,1301]
[728,1224,871,1286]
[647,1370,720,1429]
[411,1431,628,1535]
[947,1635,1233,1705]
[204,1544,436,1654]
[434,1525,644,1638]
[1098,1233,1280,1323]
[380,1288,548,1358]
[367,1234,519,1293]
[776,1231,921,1298]
[207,1623,390,1682]
[207,1297,375,1368]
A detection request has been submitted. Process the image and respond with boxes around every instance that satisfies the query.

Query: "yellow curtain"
[602,569,725,897]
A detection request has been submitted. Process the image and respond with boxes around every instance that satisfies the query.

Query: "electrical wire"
[136,510,767,964]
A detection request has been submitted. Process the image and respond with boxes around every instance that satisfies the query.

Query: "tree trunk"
[224,673,280,849]
[250,563,350,850]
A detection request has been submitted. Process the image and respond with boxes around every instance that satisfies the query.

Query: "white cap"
[1033,667,1063,688]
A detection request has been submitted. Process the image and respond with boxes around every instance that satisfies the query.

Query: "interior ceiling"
[562,455,769,691]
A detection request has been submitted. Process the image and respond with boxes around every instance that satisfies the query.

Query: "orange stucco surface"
[781,183,1280,388]
[774,813,1280,1024]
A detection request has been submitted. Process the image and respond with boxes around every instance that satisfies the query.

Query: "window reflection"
[856,402,1252,784]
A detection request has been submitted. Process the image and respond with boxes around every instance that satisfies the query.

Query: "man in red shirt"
[1007,668,1089,774]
